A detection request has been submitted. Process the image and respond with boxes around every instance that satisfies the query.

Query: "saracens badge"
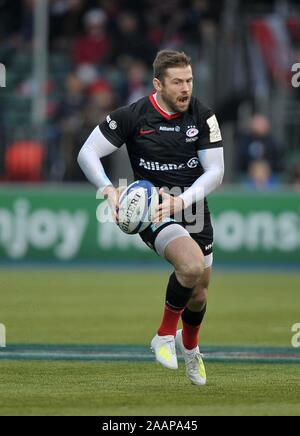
[186,128,199,138]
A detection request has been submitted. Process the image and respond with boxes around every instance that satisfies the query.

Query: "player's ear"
[153,78,162,92]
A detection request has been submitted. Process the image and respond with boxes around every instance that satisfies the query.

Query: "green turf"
[0,270,299,347]
[0,361,299,416]
[0,269,299,416]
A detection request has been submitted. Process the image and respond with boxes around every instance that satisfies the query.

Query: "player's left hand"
[153,188,185,223]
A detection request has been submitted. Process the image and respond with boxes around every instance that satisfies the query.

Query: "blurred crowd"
[0,0,300,190]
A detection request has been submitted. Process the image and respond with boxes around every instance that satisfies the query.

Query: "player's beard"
[161,90,191,113]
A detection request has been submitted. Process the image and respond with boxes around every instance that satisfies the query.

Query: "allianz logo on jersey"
[159,126,181,132]
[139,157,200,171]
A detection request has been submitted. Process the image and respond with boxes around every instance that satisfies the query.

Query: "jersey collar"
[149,93,182,120]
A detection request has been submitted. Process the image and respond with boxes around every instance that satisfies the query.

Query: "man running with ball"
[78,50,224,385]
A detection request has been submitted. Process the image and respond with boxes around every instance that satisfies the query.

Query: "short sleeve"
[194,101,223,151]
[99,106,133,148]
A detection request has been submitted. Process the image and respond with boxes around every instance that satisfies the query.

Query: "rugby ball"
[118,180,159,234]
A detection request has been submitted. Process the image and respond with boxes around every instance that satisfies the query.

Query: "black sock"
[181,304,207,326]
[165,272,194,310]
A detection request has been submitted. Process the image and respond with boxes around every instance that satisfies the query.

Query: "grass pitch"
[0,269,299,416]
[0,361,299,416]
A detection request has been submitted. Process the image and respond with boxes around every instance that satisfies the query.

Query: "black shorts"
[139,212,214,257]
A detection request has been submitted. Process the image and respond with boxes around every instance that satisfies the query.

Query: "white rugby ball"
[118,180,159,234]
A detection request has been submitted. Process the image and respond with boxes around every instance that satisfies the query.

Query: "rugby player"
[78,50,224,386]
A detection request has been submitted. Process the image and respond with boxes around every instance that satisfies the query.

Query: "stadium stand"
[0,0,299,185]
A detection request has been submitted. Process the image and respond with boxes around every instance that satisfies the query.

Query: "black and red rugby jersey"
[99,94,222,192]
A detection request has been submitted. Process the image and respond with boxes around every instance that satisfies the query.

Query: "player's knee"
[177,260,205,288]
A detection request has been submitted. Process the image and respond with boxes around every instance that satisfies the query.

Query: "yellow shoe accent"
[151,335,178,370]
[198,359,206,379]
[159,346,172,362]
[176,329,207,386]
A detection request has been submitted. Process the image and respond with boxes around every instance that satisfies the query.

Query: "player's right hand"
[102,185,120,223]
[102,185,126,224]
